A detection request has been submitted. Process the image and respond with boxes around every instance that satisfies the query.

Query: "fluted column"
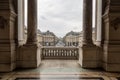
[82,0,93,46]
[26,0,37,44]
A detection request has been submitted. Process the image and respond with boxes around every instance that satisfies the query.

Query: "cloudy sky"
[25,0,95,37]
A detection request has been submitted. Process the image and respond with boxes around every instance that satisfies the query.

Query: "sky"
[25,0,95,37]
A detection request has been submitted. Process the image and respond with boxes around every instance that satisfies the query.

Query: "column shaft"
[96,0,102,46]
[27,0,37,44]
[82,0,93,45]
[18,0,24,45]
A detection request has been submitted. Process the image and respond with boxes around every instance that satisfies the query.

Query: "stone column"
[26,0,37,44]
[79,0,99,68]
[18,0,25,45]
[82,0,93,46]
[95,0,102,46]
[19,0,41,68]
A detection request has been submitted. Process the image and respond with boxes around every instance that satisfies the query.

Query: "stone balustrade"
[41,46,79,59]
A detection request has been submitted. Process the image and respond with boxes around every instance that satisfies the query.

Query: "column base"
[79,45,101,68]
[17,44,41,68]
[0,42,16,72]
[103,44,120,72]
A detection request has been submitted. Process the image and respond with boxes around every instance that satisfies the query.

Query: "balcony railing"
[41,46,79,59]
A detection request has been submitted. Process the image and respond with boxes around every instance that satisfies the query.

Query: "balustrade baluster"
[57,49,59,56]
[49,49,50,57]
[67,49,69,56]
[75,49,77,56]
[62,49,63,56]
[69,50,71,57]
[53,50,55,57]
[58,49,59,57]
[49,49,51,57]
[51,49,53,56]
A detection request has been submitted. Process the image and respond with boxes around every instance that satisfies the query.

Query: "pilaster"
[103,0,120,72]
[0,0,16,72]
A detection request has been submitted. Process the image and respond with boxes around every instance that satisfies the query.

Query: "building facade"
[41,30,58,46]
[63,31,80,46]
[63,30,95,47]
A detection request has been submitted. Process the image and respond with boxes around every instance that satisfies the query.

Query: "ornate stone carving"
[0,16,7,29]
[111,18,120,30]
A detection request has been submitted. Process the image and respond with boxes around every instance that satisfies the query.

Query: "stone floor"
[0,60,120,80]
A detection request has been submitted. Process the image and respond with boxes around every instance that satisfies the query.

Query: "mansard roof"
[41,30,55,36]
[65,31,80,36]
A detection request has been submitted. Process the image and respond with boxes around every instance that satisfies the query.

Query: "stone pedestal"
[18,44,41,68]
[79,45,101,68]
